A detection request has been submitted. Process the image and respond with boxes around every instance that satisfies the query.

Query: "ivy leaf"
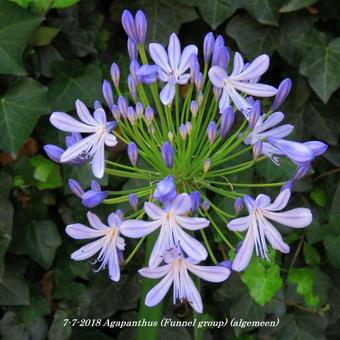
[110,0,198,45]
[237,0,281,26]
[303,242,320,266]
[0,0,43,75]
[0,194,13,281]
[48,306,72,340]
[274,314,327,340]
[241,259,283,306]
[280,0,318,13]
[288,267,320,306]
[299,36,340,103]
[324,234,340,269]
[24,220,62,269]
[329,181,340,225]
[226,13,279,60]
[0,78,48,155]
[0,269,29,305]
[29,26,60,47]
[47,61,102,112]
[195,0,237,29]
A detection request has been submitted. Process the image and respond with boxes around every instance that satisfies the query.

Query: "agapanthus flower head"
[139,247,230,313]
[68,179,108,208]
[49,100,117,178]
[121,193,209,267]
[209,52,277,112]
[149,33,198,104]
[66,212,125,281]
[227,189,312,271]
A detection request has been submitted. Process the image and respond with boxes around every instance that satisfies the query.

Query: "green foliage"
[241,258,283,306]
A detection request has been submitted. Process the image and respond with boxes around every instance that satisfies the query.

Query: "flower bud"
[207,121,217,144]
[44,145,63,163]
[203,159,211,173]
[248,100,261,129]
[110,63,120,88]
[203,32,215,63]
[135,10,147,44]
[202,200,210,211]
[94,100,102,110]
[168,131,174,142]
[234,198,243,215]
[213,46,230,69]
[153,176,177,204]
[185,121,192,134]
[127,142,138,166]
[128,74,137,100]
[68,178,84,198]
[118,96,128,118]
[145,106,154,124]
[130,59,140,83]
[127,106,137,124]
[121,10,138,44]
[179,124,187,140]
[128,193,139,211]
[218,260,233,270]
[111,104,121,121]
[102,80,113,108]
[116,209,124,219]
[190,191,201,214]
[271,78,292,110]
[135,102,144,117]
[127,38,138,60]
[190,55,200,83]
[220,106,234,138]
[161,141,174,168]
[195,72,204,91]
[253,140,263,160]
[190,100,198,117]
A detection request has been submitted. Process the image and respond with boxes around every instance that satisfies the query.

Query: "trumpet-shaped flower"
[120,193,209,267]
[227,189,312,272]
[66,212,125,281]
[208,52,277,112]
[49,100,117,178]
[149,33,198,104]
[139,247,230,313]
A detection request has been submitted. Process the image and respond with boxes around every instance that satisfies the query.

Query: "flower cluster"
[45,9,327,313]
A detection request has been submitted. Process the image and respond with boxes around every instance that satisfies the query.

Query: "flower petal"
[75,99,98,126]
[183,271,203,313]
[232,54,270,82]
[87,212,108,230]
[228,85,252,111]
[208,66,227,88]
[160,82,176,105]
[230,52,244,77]
[105,134,118,147]
[186,263,230,283]
[168,33,181,71]
[232,229,254,272]
[257,125,294,139]
[120,219,161,238]
[108,247,120,282]
[255,112,284,132]
[265,189,291,211]
[149,43,171,73]
[255,194,271,208]
[175,215,209,230]
[219,89,230,112]
[232,81,277,97]
[145,270,174,307]
[139,264,172,279]
[304,141,328,157]
[261,216,290,253]
[82,190,107,208]
[227,216,250,231]
[66,223,107,239]
[171,193,191,215]
[178,45,198,74]
[93,108,107,125]
[91,141,105,178]
[50,112,96,133]
[108,212,121,227]
[70,237,106,261]
[264,208,312,228]
[149,225,170,268]
[144,202,164,220]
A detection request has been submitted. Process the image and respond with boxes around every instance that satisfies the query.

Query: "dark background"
[0,0,340,339]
